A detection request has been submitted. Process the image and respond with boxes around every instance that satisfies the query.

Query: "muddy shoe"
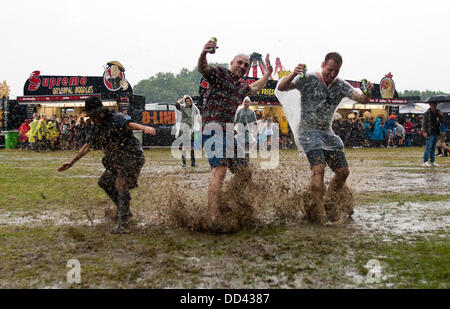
[111,219,130,234]
[105,207,133,223]
[207,214,238,234]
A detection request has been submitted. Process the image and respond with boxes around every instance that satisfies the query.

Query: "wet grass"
[355,236,450,289]
[0,147,449,288]
[355,192,450,205]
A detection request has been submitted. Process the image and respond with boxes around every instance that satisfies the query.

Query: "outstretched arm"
[128,122,156,135]
[277,64,306,91]
[347,81,374,104]
[198,40,217,76]
[248,54,273,95]
[57,143,90,172]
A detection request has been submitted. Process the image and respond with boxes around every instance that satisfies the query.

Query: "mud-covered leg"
[325,167,354,224]
[112,177,131,233]
[207,165,227,231]
[309,164,328,225]
[98,170,119,206]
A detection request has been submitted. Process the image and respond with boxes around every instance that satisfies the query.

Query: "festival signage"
[22,61,132,102]
[379,72,395,99]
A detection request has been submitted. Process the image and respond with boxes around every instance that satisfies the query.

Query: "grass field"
[0,147,449,288]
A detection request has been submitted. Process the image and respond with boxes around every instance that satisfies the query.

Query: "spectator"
[27,113,40,149]
[18,119,31,149]
[384,115,396,148]
[422,102,444,167]
[371,115,384,147]
[60,116,71,150]
[47,120,59,150]
[234,96,257,158]
[280,116,289,150]
[436,121,448,157]
[363,116,372,141]
[175,95,201,167]
[404,117,414,147]
[122,109,131,121]
[394,121,405,147]
[35,114,49,151]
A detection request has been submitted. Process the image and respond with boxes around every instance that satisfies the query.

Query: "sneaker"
[437,154,444,157]
[423,162,431,167]
[431,162,439,167]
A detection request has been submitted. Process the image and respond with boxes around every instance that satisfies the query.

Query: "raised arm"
[248,54,273,95]
[277,64,306,91]
[198,40,217,76]
[347,81,374,104]
[128,122,156,135]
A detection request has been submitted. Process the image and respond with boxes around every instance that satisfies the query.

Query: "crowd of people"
[17,109,133,151]
[332,112,426,149]
[18,113,93,151]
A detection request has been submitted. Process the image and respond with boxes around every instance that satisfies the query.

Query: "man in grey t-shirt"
[278,52,374,225]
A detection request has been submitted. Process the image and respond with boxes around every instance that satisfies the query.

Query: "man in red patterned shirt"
[198,39,273,232]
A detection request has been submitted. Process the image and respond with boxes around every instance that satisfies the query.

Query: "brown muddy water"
[1,149,448,236]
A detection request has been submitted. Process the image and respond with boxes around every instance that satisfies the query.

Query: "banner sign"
[22,61,132,100]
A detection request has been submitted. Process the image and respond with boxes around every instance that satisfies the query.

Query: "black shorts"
[305,149,348,171]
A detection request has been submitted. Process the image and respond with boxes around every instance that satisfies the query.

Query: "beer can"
[299,64,307,78]
[361,79,369,95]
[210,37,217,54]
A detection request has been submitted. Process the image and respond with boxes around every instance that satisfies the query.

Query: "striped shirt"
[202,66,251,130]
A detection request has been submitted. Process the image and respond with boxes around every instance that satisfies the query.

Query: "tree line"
[398,90,449,102]
[133,63,227,103]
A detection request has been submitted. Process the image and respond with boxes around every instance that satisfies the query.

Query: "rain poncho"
[36,119,49,141]
[371,118,384,141]
[234,96,257,145]
[47,121,60,140]
[174,96,201,138]
[27,119,40,143]
[275,73,354,153]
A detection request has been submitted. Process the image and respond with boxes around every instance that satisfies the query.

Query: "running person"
[58,96,156,233]
[277,52,374,225]
[198,39,273,232]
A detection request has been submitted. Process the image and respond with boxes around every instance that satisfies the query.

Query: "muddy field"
[0,147,449,289]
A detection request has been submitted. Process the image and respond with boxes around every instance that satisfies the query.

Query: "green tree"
[399,90,449,101]
[133,63,228,103]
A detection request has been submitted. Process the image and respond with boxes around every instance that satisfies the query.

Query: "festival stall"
[16,61,145,123]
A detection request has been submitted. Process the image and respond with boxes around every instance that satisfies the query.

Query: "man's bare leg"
[208,165,227,226]
[326,167,352,224]
[310,164,328,225]
[328,167,349,193]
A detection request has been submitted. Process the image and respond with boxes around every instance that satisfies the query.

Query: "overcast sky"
[2,0,450,98]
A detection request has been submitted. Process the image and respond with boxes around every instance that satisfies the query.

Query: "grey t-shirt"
[295,73,353,131]
[294,73,354,152]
